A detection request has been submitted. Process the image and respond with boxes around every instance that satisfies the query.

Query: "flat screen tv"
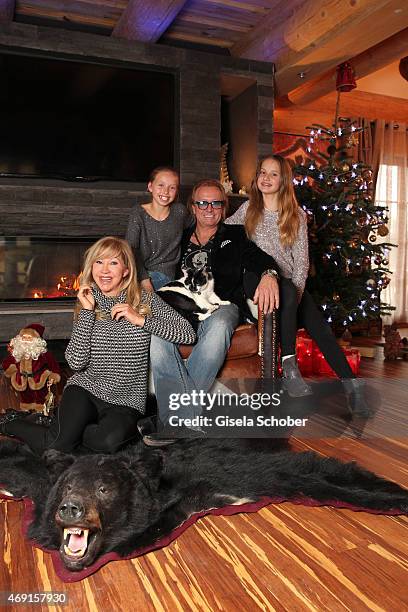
[0,51,176,182]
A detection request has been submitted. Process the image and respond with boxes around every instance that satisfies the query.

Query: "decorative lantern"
[336,62,356,92]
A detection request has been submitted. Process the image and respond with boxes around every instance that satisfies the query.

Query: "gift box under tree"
[296,329,360,376]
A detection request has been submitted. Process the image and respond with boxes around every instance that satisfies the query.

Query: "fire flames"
[30,274,80,299]
[56,274,80,296]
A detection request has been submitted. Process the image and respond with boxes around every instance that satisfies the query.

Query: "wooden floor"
[1,354,407,612]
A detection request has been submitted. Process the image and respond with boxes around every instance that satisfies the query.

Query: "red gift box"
[296,330,314,376]
[296,330,360,376]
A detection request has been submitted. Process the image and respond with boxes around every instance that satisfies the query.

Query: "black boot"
[0,409,30,436]
[342,378,372,418]
[137,415,157,437]
[281,356,313,398]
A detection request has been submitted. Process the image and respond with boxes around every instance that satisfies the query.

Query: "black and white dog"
[158,268,230,328]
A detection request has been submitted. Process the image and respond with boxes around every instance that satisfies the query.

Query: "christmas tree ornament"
[332,293,340,302]
[377,224,389,237]
[346,133,359,148]
[369,234,377,243]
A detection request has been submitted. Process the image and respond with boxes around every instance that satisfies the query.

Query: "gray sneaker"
[281,356,313,397]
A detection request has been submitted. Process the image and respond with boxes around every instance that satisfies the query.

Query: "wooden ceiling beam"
[278,90,408,127]
[325,90,408,123]
[112,0,188,42]
[288,27,408,106]
[231,0,408,97]
[0,0,15,22]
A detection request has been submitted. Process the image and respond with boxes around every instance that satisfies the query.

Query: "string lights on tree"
[293,116,395,330]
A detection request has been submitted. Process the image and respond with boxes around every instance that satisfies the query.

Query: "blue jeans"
[149,270,171,290]
[150,304,240,426]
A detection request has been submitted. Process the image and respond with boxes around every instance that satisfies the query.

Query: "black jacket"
[177,223,279,321]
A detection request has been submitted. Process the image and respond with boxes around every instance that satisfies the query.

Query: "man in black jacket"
[148,179,280,441]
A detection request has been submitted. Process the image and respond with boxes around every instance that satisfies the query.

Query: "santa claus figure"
[2,323,61,411]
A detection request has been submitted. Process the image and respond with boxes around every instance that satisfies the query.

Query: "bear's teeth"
[63,528,90,557]
[64,545,86,558]
[63,527,82,540]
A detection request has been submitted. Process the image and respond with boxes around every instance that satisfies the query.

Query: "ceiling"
[358,60,408,100]
[3,1,408,112]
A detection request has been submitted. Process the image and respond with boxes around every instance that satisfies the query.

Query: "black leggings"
[5,385,141,455]
[279,279,353,378]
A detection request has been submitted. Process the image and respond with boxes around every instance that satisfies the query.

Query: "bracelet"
[261,268,279,280]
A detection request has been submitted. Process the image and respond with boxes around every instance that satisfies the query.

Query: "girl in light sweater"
[225,155,368,415]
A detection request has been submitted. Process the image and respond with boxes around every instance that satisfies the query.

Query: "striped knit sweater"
[65,286,195,413]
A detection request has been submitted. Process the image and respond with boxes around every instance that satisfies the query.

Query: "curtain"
[355,117,375,168]
[374,120,408,323]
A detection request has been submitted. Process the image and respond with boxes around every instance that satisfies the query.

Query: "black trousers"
[244,272,353,379]
[5,385,141,455]
[279,279,353,378]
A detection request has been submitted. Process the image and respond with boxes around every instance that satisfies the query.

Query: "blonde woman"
[1,237,195,453]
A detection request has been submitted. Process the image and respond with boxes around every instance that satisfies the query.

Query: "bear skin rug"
[0,437,408,582]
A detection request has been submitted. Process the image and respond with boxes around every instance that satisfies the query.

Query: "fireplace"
[0,237,96,303]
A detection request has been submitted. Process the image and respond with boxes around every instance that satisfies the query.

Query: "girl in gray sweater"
[1,237,195,453]
[126,166,192,291]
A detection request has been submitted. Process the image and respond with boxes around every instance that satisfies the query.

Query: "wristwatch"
[261,268,279,280]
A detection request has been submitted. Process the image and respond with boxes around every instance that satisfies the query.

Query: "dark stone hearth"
[0,302,75,343]
[0,186,146,236]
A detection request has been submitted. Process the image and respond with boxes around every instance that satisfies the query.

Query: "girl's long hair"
[246,155,300,247]
[78,236,151,317]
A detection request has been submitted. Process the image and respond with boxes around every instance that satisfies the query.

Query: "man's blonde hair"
[187,179,229,220]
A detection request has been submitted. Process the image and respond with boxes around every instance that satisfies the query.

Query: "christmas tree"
[293,119,395,331]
